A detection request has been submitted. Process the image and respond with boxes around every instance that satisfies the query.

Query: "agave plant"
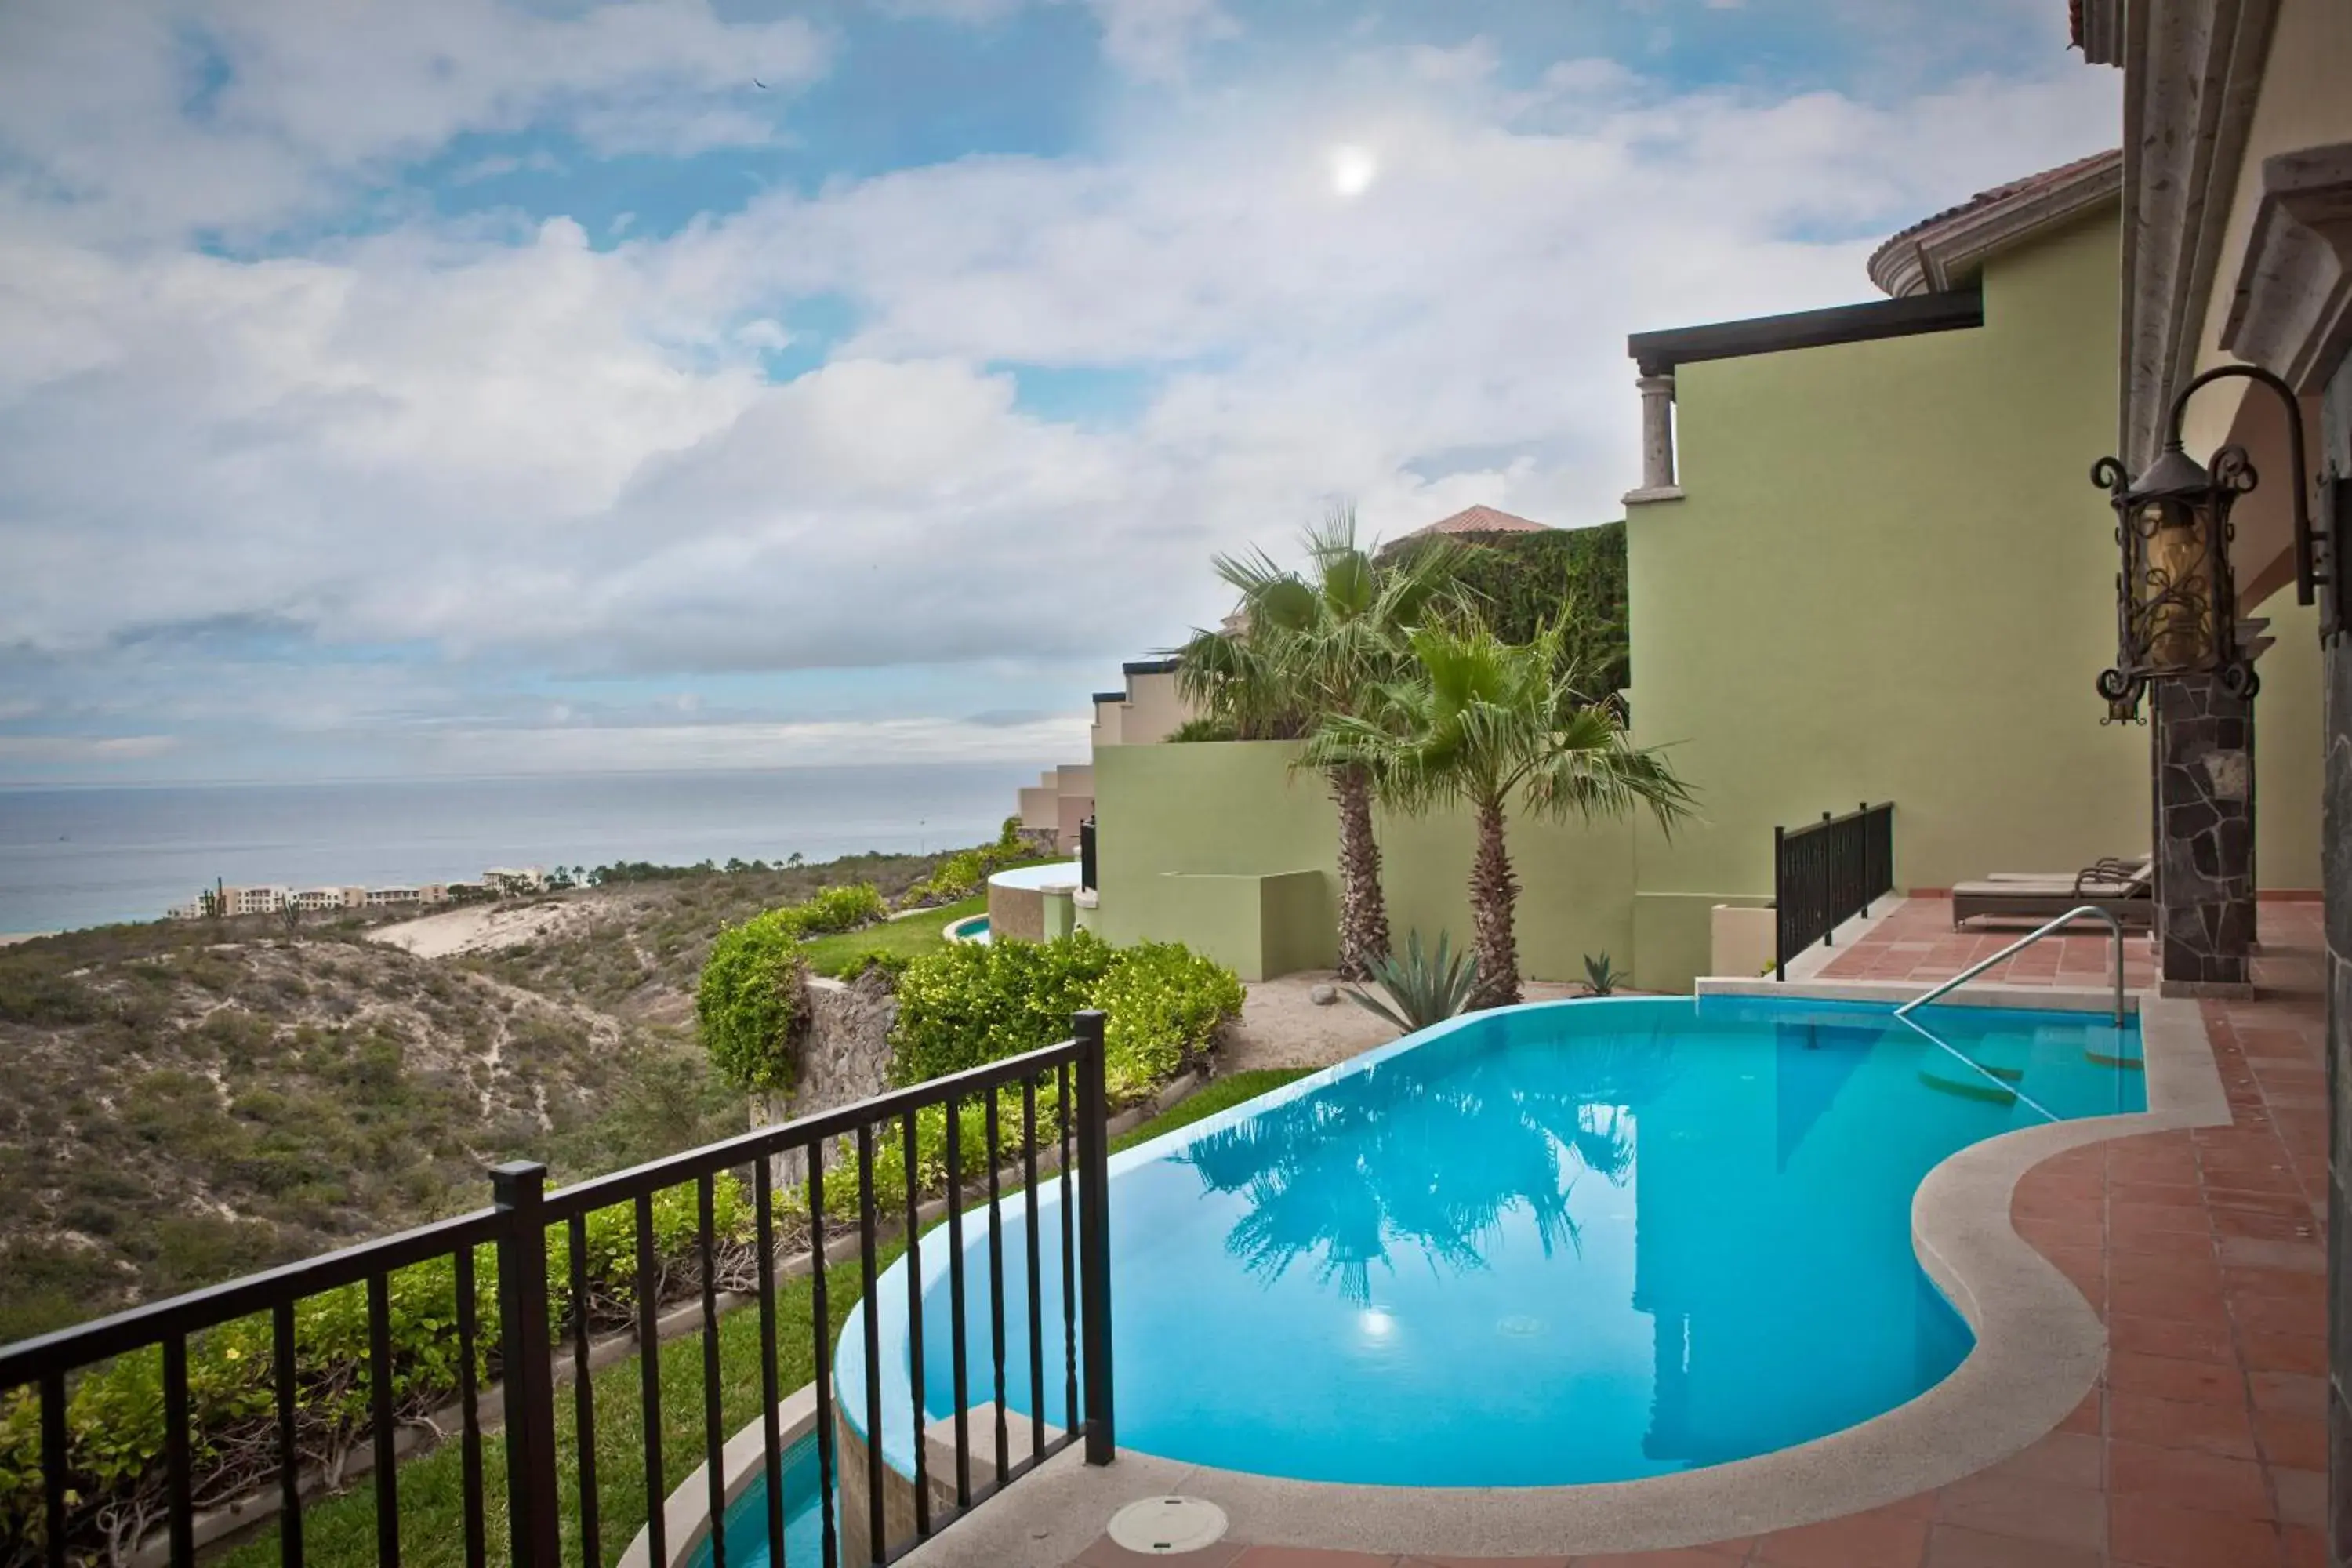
[1583,951,1623,996]
[1344,929,1481,1033]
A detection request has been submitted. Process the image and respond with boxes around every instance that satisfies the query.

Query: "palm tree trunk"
[1329,764,1391,981]
[1468,795,1520,1007]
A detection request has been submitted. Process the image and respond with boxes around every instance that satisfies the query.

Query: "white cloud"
[0,5,2122,776]
[0,0,829,243]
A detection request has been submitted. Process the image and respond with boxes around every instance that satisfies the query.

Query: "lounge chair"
[1951,855,2154,931]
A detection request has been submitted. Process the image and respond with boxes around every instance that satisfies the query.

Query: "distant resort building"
[165,867,547,920]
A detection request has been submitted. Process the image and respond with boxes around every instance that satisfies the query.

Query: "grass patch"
[1111,1068,1315,1154]
[797,893,985,980]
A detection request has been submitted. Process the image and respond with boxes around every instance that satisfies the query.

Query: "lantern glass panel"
[2133,495,2216,672]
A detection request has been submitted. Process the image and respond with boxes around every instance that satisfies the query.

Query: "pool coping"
[616,1384,820,1568]
[876,985,2228,1559]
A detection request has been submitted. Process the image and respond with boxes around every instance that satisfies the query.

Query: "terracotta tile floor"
[1064,902,2332,1568]
[1809,896,2169,991]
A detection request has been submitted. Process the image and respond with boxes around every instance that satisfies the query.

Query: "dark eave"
[1628,284,1983,376]
[1091,691,1128,706]
[1121,657,1181,676]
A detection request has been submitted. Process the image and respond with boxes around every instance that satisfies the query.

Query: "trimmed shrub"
[889,931,1240,1102]
[794,883,886,935]
[696,909,809,1094]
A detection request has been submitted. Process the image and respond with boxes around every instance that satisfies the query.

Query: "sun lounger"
[1951,856,2154,931]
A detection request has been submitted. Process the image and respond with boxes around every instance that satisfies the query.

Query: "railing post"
[492,1162,561,1568]
[1773,824,1787,982]
[1072,1010,1116,1465]
[1819,811,1836,949]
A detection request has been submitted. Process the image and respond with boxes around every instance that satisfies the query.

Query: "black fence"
[1078,818,1097,895]
[0,1015,1117,1568]
[1773,803,1894,980]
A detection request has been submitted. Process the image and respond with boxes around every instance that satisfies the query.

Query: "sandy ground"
[1216,970,1584,1074]
[370,900,585,960]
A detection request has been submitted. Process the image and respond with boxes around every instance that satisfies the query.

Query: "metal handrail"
[1895,905,2128,1025]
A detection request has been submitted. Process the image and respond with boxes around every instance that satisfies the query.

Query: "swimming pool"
[946,913,990,943]
[840,995,2144,1488]
[682,1433,832,1568]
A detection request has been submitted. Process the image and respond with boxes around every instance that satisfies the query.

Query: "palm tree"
[1172,506,1466,980]
[1308,621,1696,1007]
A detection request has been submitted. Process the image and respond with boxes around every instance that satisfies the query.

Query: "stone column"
[2319,347,2352,1568]
[2153,673,2255,995]
[1623,372,1685,504]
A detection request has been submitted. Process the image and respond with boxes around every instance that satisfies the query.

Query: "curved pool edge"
[851,989,2224,1559]
[615,1383,821,1568]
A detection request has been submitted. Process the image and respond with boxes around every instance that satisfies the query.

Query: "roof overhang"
[1866,153,2122,299]
[1628,285,1983,376]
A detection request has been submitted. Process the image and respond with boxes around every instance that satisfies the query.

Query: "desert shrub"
[696,910,810,1094]
[890,931,1240,1100]
[794,883,886,935]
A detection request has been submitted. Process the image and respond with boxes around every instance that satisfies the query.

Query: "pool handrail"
[1894,905,2127,1025]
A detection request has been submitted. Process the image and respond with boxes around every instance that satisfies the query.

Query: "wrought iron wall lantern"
[2092,363,2343,724]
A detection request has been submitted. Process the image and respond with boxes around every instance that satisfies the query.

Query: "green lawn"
[797,893,985,979]
[220,1066,1312,1568]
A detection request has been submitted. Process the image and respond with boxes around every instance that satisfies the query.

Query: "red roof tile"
[1865,148,2122,290]
[1403,504,1552,538]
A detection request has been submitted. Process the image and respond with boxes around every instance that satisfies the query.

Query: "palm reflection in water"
[1176,1020,1677,1304]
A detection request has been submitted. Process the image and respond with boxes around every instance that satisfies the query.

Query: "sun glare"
[1330,144,1379,198]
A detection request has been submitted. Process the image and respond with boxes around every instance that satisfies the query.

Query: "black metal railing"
[1773,803,1894,980]
[1078,818,1097,894]
[0,1014,1117,1568]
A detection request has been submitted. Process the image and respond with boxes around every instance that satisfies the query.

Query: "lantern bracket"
[2159,363,2332,638]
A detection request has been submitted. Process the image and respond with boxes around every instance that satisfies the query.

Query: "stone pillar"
[2153,673,2255,994]
[2319,347,2352,1568]
[1623,372,1685,504]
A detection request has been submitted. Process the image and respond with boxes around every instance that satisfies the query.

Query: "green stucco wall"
[1090,204,2323,991]
[1092,741,1635,985]
[1626,209,2147,988]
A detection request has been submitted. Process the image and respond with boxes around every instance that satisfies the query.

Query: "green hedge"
[890,930,1243,1104]
[695,883,888,1093]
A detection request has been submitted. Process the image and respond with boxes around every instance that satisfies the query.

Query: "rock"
[1308,983,1338,1006]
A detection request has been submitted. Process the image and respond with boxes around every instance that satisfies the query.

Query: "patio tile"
[1977,1430,2103,1490]
[2107,1497,2285,1566]
[1552,1553,1722,1567]
[1073,1540,1248,1568]
[2107,1392,2258,1458]
[2245,1371,2325,1417]
[2249,1409,2328,1469]
[2239,1333,2328,1374]
[1921,1523,2102,1568]
[2107,1312,2233,1364]
[1406,1557,1570,1567]
[2104,1440,2271,1517]
[2215,1237,2325,1273]
[2268,1467,2326,1529]
[2104,1352,2245,1406]
[1933,1473,2105,1548]
[1232,1550,1399,1567]
[1750,1508,1928,1568]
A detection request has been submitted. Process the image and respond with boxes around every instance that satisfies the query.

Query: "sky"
[0,0,2120,786]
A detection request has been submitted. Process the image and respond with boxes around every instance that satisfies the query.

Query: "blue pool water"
[684,1434,831,1568]
[841,996,2145,1488]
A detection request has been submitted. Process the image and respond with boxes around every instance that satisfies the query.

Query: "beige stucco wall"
[1091,697,1125,748]
[2252,589,2324,893]
[1625,209,2147,989]
[1120,671,1195,744]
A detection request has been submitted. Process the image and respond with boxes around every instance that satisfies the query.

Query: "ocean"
[0,765,1044,935]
